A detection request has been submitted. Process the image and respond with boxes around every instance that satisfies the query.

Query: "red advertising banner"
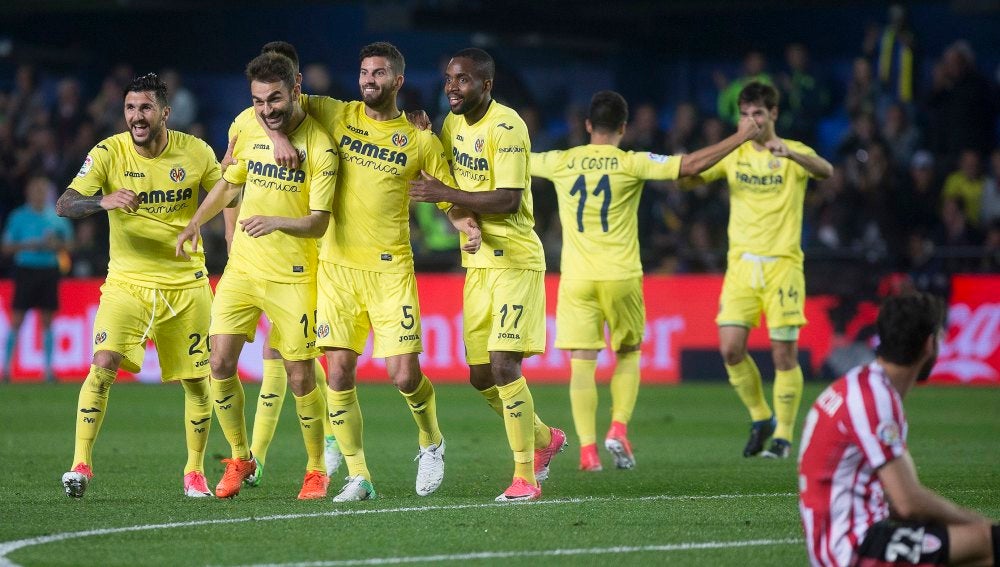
[933,275,1000,385]
[1,274,996,384]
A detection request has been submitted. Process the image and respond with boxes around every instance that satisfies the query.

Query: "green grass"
[1,381,997,566]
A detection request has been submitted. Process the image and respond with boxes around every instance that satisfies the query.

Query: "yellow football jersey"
[532,145,681,280]
[697,140,819,262]
[441,101,545,271]
[68,131,221,288]
[301,97,456,273]
[223,114,338,283]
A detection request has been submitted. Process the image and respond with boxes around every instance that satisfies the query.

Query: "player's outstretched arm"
[765,138,834,179]
[879,452,989,524]
[446,207,482,254]
[176,178,242,259]
[56,188,139,219]
[239,210,330,239]
[678,116,760,177]
[410,171,520,214]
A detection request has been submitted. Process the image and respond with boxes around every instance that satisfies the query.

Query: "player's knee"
[91,351,121,372]
[719,345,745,366]
[209,351,237,379]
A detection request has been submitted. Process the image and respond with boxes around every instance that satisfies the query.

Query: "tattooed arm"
[56,188,139,219]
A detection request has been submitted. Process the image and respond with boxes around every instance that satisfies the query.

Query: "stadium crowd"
[1,35,998,287]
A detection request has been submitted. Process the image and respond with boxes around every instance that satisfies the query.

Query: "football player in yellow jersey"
[410,48,567,503]
[531,91,760,472]
[56,73,222,499]
[220,41,343,491]
[176,52,338,500]
[683,81,833,459]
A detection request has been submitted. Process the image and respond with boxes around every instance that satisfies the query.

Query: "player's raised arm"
[678,115,760,177]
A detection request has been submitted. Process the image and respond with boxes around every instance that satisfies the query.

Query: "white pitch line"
[239,538,805,567]
[0,492,796,567]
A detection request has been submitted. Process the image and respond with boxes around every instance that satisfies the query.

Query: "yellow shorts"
[210,270,319,361]
[316,262,422,358]
[92,278,212,381]
[464,268,546,365]
[716,253,807,333]
[555,277,645,351]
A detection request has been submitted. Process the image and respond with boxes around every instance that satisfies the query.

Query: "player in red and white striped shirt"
[798,293,997,567]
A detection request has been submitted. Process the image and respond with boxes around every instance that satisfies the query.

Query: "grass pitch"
[1,381,997,566]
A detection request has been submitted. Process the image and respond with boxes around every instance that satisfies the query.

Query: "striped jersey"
[797,361,909,567]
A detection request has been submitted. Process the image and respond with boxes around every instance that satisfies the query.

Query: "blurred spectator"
[895,150,941,237]
[7,64,46,140]
[69,217,109,278]
[620,102,665,152]
[665,102,699,154]
[1,176,73,382]
[13,128,64,191]
[902,228,949,296]
[698,116,726,146]
[777,43,830,145]
[51,78,85,151]
[980,219,1000,272]
[807,167,860,250]
[926,40,995,163]
[410,201,461,272]
[714,50,773,126]
[88,77,126,137]
[880,102,920,169]
[302,62,335,96]
[837,112,884,188]
[978,148,1000,226]
[845,57,879,119]
[678,219,724,273]
[862,3,918,104]
[553,104,587,149]
[160,69,198,132]
[941,149,985,226]
[933,197,983,274]
[853,142,896,263]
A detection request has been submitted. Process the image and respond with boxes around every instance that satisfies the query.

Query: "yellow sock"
[483,384,550,448]
[610,350,641,424]
[400,375,442,447]
[479,385,503,416]
[569,358,598,446]
[327,387,369,481]
[773,366,804,442]
[497,377,536,485]
[211,374,250,460]
[313,359,333,438]
[293,386,326,472]
[726,356,772,422]
[181,378,211,474]
[250,359,287,464]
[72,365,116,467]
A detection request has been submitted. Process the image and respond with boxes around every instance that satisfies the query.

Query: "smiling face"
[123,90,168,148]
[359,56,401,112]
[251,79,298,132]
[444,56,491,118]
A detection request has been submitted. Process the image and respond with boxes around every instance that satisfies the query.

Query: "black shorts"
[12,267,61,311]
[855,520,949,567]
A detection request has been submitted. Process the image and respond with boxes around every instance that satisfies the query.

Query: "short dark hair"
[260,41,299,71]
[124,72,169,107]
[738,81,780,110]
[589,90,628,132]
[875,292,946,365]
[360,42,405,75]
[452,47,495,81]
[245,52,296,92]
